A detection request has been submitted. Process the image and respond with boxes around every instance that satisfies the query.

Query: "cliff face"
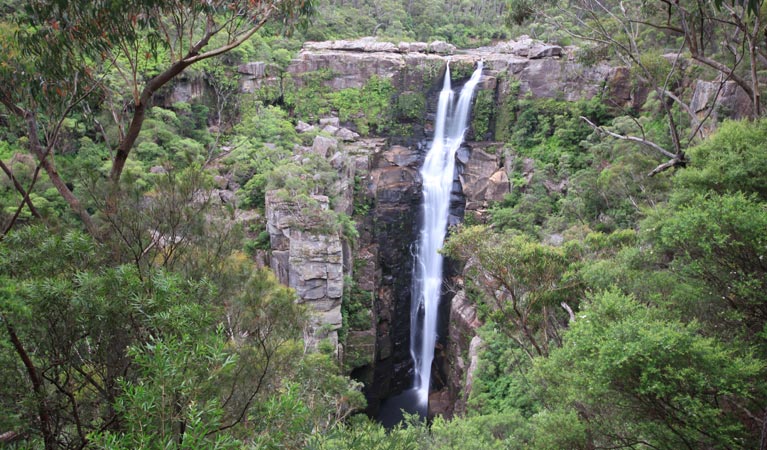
[366,144,424,410]
[255,36,608,413]
[265,191,345,349]
[284,36,620,102]
[252,36,675,415]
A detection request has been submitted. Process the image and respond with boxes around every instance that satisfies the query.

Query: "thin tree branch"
[580,116,677,159]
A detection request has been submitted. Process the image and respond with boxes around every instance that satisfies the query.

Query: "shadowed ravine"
[378,61,484,424]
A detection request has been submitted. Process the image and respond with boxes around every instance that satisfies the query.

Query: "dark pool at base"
[376,388,427,428]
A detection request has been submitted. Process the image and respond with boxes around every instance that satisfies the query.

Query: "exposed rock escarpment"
[251,35,756,419]
[365,144,424,409]
[283,36,620,105]
[265,192,344,348]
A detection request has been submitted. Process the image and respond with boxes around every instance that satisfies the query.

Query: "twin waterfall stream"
[411,61,485,405]
[378,61,483,426]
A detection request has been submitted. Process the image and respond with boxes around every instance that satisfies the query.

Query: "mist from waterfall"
[410,61,484,405]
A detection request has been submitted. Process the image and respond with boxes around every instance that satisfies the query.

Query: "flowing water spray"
[410,61,484,405]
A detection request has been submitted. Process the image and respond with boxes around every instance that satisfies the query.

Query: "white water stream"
[410,61,484,405]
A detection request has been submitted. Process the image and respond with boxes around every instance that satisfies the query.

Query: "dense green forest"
[1,0,766,449]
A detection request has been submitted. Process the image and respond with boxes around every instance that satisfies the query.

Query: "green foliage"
[448,117,767,448]
[3,1,767,446]
[490,178,557,235]
[331,76,395,135]
[428,413,524,449]
[469,326,540,417]
[444,225,580,358]
[307,414,428,449]
[643,192,767,338]
[535,290,763,449]
[342,275,373,334]
[95,335,242,450]
[501,97,610,172]
[470,89,495,140]
[302,0,509,47]
[226,100,298,209]
[245,230,272,254]
[234,100,299,151]
[283,69,335,121]
[675,119,767,201]
[395,91,427,122]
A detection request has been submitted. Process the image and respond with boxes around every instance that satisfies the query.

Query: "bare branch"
[561,302,576,323]
[648,157,685,177]
[580,116,678,159]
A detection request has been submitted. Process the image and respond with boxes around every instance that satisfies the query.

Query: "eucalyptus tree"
[0,0,314,236]
[443,226,581,359]
[507,0,765,176]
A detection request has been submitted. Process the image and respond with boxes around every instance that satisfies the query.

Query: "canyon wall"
[251,36,620,413]
[221,36,750,415]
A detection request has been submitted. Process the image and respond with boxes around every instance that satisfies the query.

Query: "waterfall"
[410,61,484,405]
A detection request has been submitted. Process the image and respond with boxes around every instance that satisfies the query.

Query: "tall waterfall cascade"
[410,62,484,405]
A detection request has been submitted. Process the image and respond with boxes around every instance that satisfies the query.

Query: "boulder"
[237,61,267,77]
[169,77,205,104]
[459,336,483,413]
[213,175,229,189]
[217,189,237,205]
[529,44,563,59]
[322,124,339,135]
[428,389,453,418]
[295,120,315,133]
[288,50,405,90]
[304,37,398,53]
[311,135,338,157]
[516,58,564,98]
[691,79,754,121]
[320,117,341,127]
[345,329,376,369]
[543,178,568,194]
[428,40,456,55]
[507,36,537,56]
[460,147,509,211]
[605,66,633,107]
[370,165,420,205]
[382,145,421,167]
[409,42,428,53]
[335,127,360,141]
[444,288,484,416]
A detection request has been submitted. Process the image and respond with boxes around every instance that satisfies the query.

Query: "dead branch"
[580,116,677,159]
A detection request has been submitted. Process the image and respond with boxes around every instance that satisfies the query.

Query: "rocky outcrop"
[238,61,281,94]
[266,192,344,348]
[458,143,510,213]
[691,79,754,124]
[366,144,424,409]
[282,36,621,107]
[165,76,206,106]
[304,37,455,55]
[442,288,483,416]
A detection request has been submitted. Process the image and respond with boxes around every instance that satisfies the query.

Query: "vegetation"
[304,0,509,46]
[433,116,767,450]
[1,0,766,448]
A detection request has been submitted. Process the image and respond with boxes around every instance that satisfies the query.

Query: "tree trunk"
[0,160,41,219]
[4,321,56,450]
[22,113,98,236]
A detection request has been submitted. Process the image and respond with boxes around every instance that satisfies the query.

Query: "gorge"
[411,61,484,405]
[4,1,766,447]
[254,36,625,418]
[250,36,752,418]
